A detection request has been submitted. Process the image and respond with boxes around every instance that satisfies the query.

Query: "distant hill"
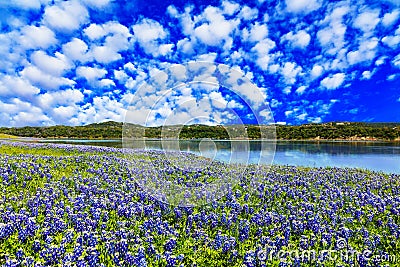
[0,121,399,141]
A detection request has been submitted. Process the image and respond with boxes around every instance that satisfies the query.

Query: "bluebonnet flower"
[164,237,177,251]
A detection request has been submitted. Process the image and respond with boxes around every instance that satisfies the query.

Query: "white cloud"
[295,85,307,95]
[62,38,90,62]
[52,105,77,121]
[132,18,174,57]
[76,66,107,81]
[375,56,388,66]
[285,0,321,13]
[5,0,42,10]
[92,46,122,64]
[0,98,51,126]
[317,5,349,55]
[166,5,179,17]
[37,89,84,109]
[320,73,345,90]
[19,25,57,49]
[242,22,268,42]
[177,38,195,54]
[251,38,276,70]
[392,53,400,68]
[270,99,282,108]
[84,23,106,40]
[209,91,228,109]
[311,64,323,78]
[158,44,174,55]
[43,0,89,32]
[113,69,129,83]
[238,6,258,21]
[99,79,115,87]
[84,22,132,64]
[283,87,291,94]
[284,110,293,117]
[347,37,379,65]
[387,74,398,81]
[71,96,124,125]
[281,62,302,84]
[84,21,131,43]
[281,30,311,48]
[353,9,380,34]
[193,6,239,49]
[80,0,111,9]
[13,111,51,126]
[0,75,40,98]
[361,70,373,80]
[133,19,167,43]
[221,1,240,15]
[21,65,75,90]
[382,35,400,48]
[31,50,72,76]
[382,9,399,27]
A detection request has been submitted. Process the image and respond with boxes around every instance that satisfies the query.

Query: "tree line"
[1,121,399,141]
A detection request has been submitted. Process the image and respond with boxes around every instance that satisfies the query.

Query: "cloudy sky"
[0,0,399,127]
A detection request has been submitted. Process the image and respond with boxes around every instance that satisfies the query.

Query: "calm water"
[36,139,400,174]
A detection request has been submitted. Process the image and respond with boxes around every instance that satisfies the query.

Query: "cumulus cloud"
[382,9,400,27]
[193,6,239,49]
[320,73,345,90]
[80,0,111,9]
[353,9,380,35]
[52,105,77,121]
[242,22,268,42]
[37,89,84,109]
[2,0,43,10]
[317,5,349,55]
[76,66,107,81]
[0,0,399,126]
[84,23,106,40]
[221,1,240,15]
[382,34,400,48]
[392,53,400,68]
[92,45,122,64]
[281,62,302,84]
[361,70,372,80]
[285,0,321,13]
[347,37,379,65]
[238,6,258,21]
[19,25,57,49]
[251,38,276,71]
[21,65,75,90]
[311,65,324,78]
[70,96,125,125]
[42,0,89,32]
[132,18,174,57]
[281,30,311,48]
[295,85,307,95]
[62,38,90,62]
[0,75,40,98]
[31,50,72,76]
[0,98,51,126]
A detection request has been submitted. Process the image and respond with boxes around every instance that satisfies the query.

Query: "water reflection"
[35,139,400,173]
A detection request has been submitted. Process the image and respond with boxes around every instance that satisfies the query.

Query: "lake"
[34,139,400,174]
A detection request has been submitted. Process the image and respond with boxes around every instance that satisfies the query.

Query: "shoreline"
[6,137,400,143]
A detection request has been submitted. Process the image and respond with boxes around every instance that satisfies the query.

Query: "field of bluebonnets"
[0,141,399,267]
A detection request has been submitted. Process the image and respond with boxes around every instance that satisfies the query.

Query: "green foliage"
[0,121,399,140]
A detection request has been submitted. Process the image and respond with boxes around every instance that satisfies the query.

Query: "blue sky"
[0,0,399,126]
